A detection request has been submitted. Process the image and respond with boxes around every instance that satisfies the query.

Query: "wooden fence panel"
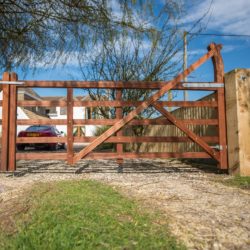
[125,94,218,153]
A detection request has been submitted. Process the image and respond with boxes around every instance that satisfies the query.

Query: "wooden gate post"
[209,43,228,170]
[116,89,123,168]
[8,73,18,171]
[67,88,74,165]
[0,72,11,171]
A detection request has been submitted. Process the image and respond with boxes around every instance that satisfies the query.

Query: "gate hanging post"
[8,72,18,171]
[209,43,228,170]
[67,88,74,165]
[0,72,11,172]
[116,89,123,172]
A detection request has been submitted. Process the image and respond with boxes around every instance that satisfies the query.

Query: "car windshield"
[26,126,53,132]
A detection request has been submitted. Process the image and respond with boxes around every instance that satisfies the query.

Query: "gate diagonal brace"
[73,44,220,163]
[152,103,220,162]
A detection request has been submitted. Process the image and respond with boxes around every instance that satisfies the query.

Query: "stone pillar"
[225,69,250,176]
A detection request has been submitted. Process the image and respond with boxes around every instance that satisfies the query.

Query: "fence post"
[67,88,74,165]
[225,69,250,176]
[0,72,10,171]
[116,89,123,168]
[209,43,228,170]
[8,73,18,171]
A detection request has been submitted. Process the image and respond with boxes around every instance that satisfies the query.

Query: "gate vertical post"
[0,72,10,172]
[217,88,228,169]
[209,43,228,170]
[8,73,18,171]
[67,88,74,165]
[116,89,123,168]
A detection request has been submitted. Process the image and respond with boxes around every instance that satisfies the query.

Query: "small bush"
[223,175,250,189]
[94,125,115,151]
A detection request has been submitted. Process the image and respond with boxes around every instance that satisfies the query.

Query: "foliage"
[0,0,154,71]
[81,1,185,120]
[0,180,185,249]
[1,1,206,75]
[79,1,204,142]
[94,125,111,136]
[94,125,114,150]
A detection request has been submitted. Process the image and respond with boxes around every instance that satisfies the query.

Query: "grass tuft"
[0,180,185,250]
[223,175,250,189]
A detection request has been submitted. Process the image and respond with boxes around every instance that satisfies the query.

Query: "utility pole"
[183,31,188,101]
[168,90,172,111]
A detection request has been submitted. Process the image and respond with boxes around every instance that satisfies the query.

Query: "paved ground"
[0,159,249,250]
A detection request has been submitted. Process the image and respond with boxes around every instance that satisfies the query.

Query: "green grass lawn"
[222,175,250,189]
[0,180,185,250]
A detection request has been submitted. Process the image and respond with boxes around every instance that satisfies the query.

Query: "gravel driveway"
[0,159,249,250]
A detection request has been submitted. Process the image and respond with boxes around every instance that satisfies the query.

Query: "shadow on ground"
[5,158,224,177]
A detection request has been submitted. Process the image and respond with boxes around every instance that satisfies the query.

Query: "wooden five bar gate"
[0,43,228,172]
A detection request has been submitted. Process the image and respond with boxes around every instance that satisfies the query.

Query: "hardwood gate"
[0,43,228,172]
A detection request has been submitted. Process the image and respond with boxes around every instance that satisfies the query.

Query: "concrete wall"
[225,69,250,176]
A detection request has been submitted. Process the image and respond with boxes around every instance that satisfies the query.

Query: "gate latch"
[211,145,223,151]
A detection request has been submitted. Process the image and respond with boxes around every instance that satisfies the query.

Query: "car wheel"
[17,145,25,151]
[49,144,57,151]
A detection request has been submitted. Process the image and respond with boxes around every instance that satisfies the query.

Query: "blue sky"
[15,0,250,100]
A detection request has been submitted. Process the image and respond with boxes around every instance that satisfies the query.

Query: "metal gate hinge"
[183,83,224,88]
[211,145,223,151]
[0,81,24,85]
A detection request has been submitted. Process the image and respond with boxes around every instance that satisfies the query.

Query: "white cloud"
[108,0,155,30]
[107,0,122,20]
[189,45,238,55]
[25,51,81,69]
[26,36,152,69]
[184,0,250,35]
[170,43,238,65]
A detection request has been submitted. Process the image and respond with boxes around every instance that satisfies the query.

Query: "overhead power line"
[187,32,250,37]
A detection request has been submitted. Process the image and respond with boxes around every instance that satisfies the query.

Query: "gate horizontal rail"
[15,100,218,107]
[9,119,218,126]
[0,119,219,126]
[11,81,224,89]
[16,152,211,160]
[16,136,219,144]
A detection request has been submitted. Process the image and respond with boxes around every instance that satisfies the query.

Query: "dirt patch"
[0,159,249,249]
[0,191,30,235]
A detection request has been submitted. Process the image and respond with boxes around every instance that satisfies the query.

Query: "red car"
[17,125,65,151]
